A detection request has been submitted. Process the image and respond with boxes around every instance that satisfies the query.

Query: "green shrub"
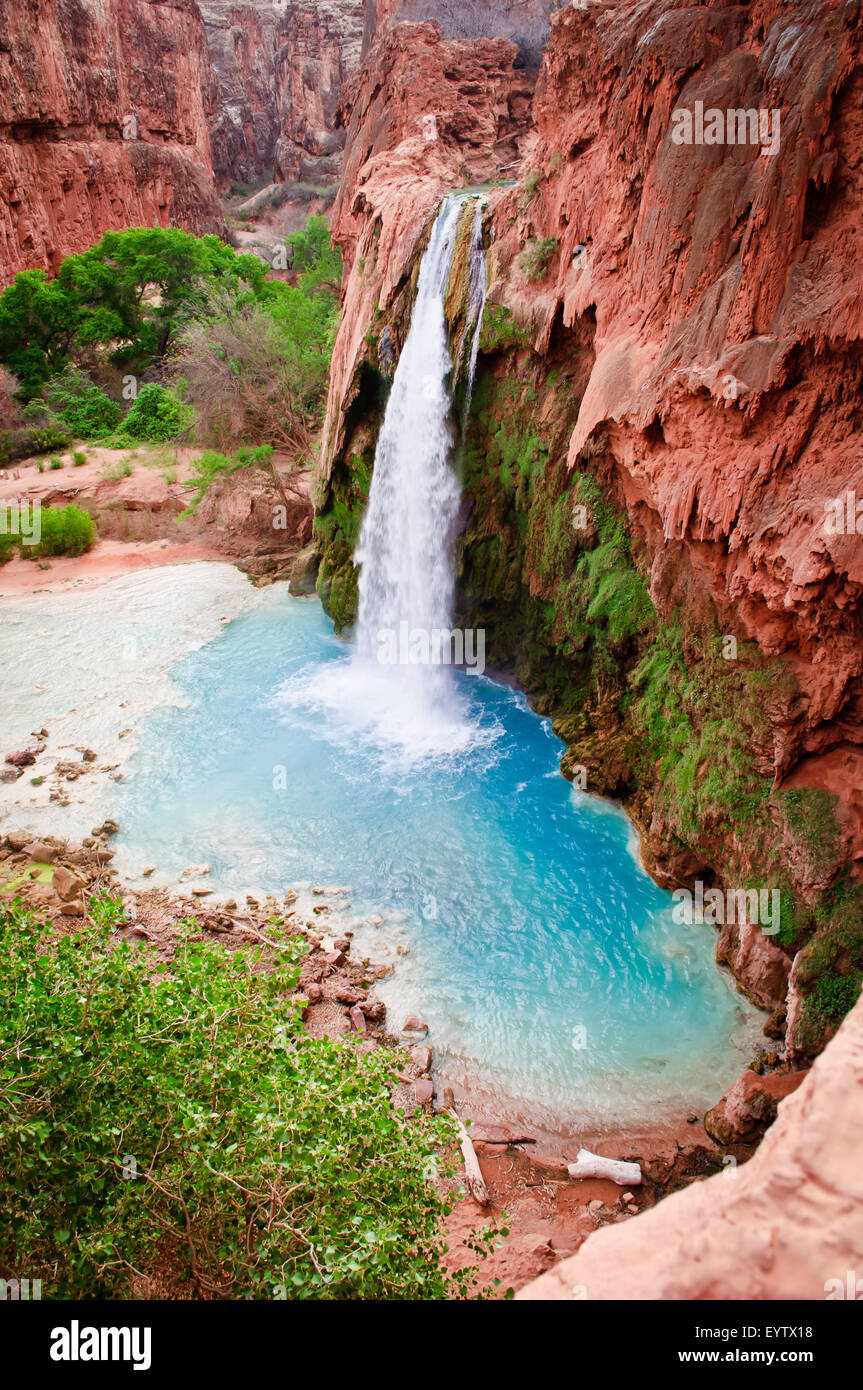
[28,503,96,558]
[72,450,86,467]
[30,426,70,454]
[117,383,192,442]
[0,902,494,1299]
[44,369,122,438]
[519,237,557,282]
[180,443,275,514]
[523,170,543,201]
[100,457,133,481]
[48,455,63,470]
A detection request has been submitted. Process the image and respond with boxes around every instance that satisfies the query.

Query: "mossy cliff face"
[314,193,862,1062]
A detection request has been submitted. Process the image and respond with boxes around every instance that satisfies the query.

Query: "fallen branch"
[566,1148,642,1186]
[445,1108,489,1206]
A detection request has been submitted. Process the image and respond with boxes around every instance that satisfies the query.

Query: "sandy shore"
[0,536,225,595]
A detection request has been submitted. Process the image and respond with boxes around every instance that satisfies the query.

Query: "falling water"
[290,194,493,758]
[354,197,465,668]
[461,197,488,433]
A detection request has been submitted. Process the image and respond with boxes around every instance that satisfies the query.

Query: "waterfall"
[355,195,467,678]
[294,194,493,760]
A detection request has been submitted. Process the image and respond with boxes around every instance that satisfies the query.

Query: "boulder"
[4,748,38,767]
[52,866,84,902]
[401,1015,428,1036]
[287,544,321,596]
[23,840,56,863]
[413,1078,434,1106]
[704,1068,807,1146]
[410,1044,432,1073]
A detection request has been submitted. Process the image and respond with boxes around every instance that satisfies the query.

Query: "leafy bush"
[180,444,275,514]
[29,503,96,558]
[72,450,86,467]
[519,237,557,282]
[100,457,133,480]
[48,456,63,470]
[116,383,192,442]
[44,369,122,438]
[30,426,70,454]
[0,903,489,1299]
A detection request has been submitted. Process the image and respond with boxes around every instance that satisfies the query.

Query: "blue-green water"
[108,581,759,1133]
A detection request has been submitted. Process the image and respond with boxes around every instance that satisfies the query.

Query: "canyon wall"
[0,0,365,281]
[200,0,364,191]
[0,0,226,284]
[273,0,365,185]
[200,1,283,188]
[315,0,863,1060]
[362,0,558,67]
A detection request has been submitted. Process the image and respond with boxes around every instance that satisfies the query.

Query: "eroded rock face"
[200,1,283,188]
[274,0,365,185]
[487,0,863,861]
[518,993,863,1300]
[363,0,558,67]
[200,0,364,191]
[0,0,226,283]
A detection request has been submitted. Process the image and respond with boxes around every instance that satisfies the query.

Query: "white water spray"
[461,197,488,432]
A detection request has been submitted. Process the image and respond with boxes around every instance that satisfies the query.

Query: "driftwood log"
[445,1109,490,1206]
[566,1148,642,1186]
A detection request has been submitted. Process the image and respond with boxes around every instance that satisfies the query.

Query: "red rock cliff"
[486,0,863,864]
[0,0,226,283]
[199,0,364,192]
[273,0,365,185]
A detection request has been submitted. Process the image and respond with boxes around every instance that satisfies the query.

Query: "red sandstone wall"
[0,0,226,283]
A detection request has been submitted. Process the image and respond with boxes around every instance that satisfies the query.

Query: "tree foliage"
[0,228,267,399]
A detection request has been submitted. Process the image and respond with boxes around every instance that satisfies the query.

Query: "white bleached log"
[445,1109,490,1206]
[567,1148,642,1186]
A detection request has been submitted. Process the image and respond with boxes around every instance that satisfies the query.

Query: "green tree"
[0,229,268,397]
[0,270,77,397]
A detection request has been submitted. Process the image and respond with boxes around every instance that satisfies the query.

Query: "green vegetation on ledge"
[0,899,498,1300]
